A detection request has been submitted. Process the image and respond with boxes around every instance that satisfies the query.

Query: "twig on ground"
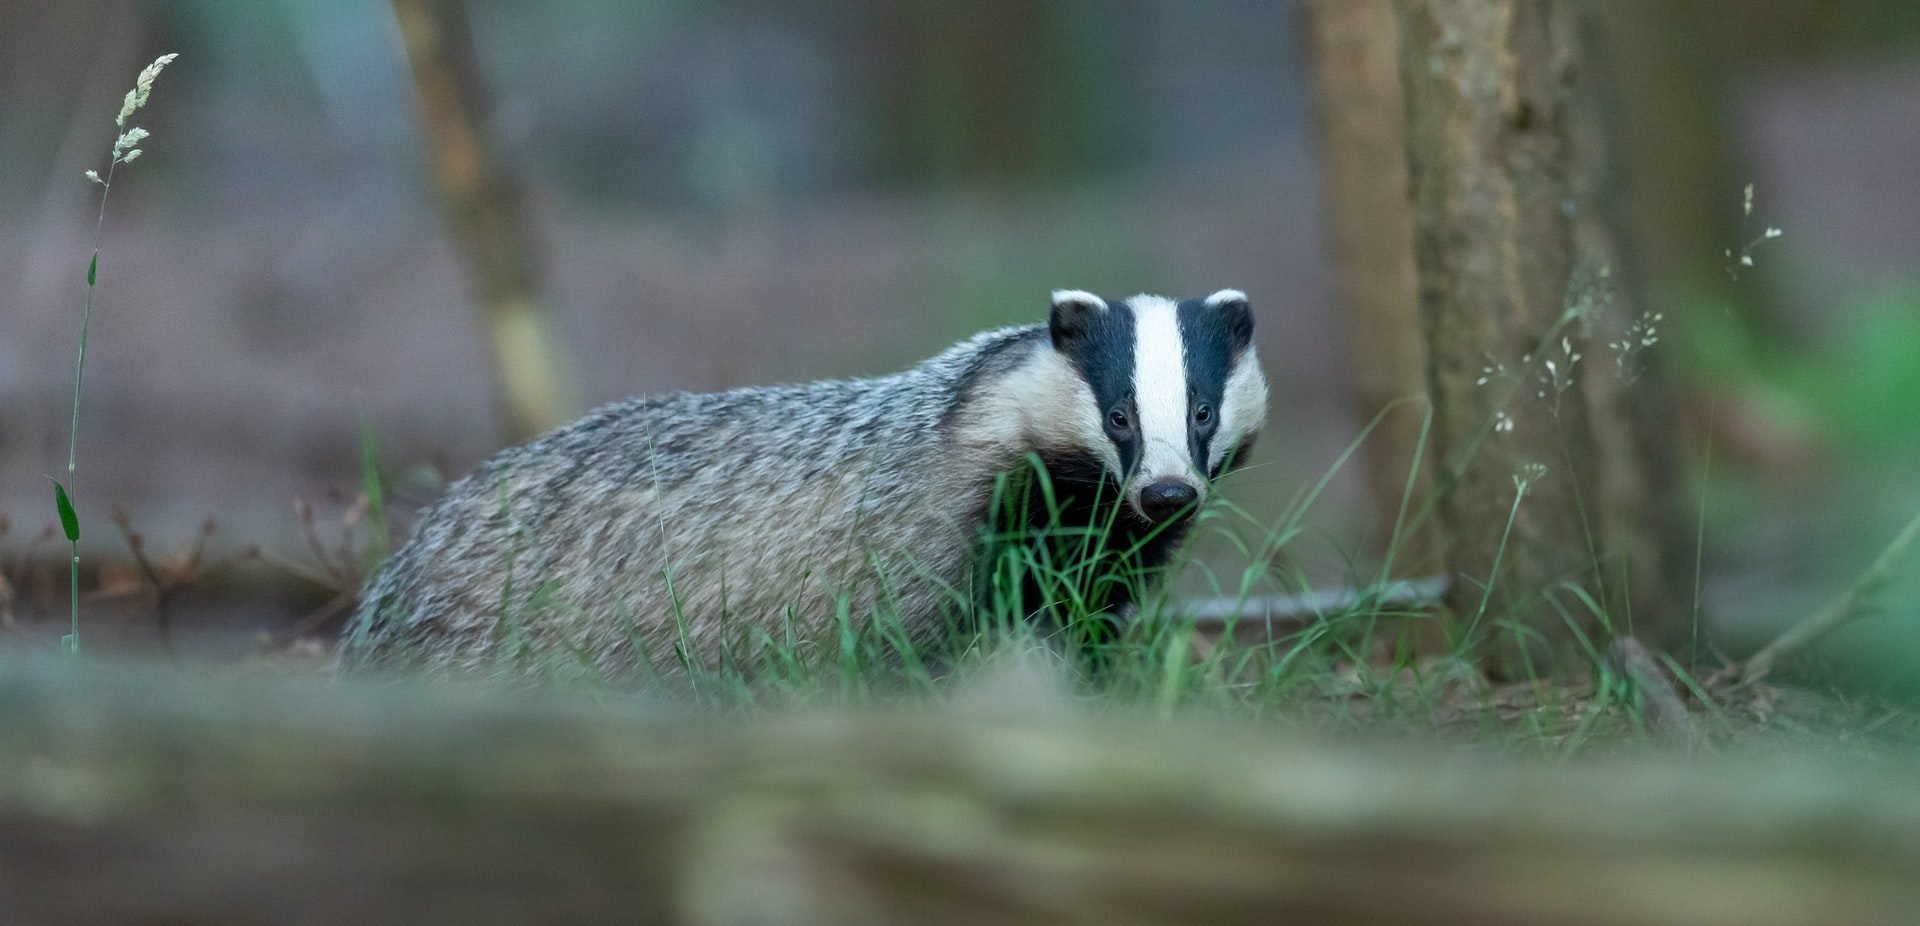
[259,590,357,653]
[1723,506,1920,688]
[106,508,232,656]
[1173,575,1450,629]
[249,494,388,651]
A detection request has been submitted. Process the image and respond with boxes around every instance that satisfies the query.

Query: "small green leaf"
[61,633,79,655]
[54,481,79,542]
[87,252,97,286]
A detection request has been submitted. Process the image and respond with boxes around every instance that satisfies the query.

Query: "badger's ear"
[1205,288,1254,349]
[1048,289,1107,349]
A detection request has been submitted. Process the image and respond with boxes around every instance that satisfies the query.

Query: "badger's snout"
[1136,479,1201,524]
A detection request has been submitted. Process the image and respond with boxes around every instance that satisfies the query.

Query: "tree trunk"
[865,0,1098,185]
[1592,0,1755,314]
[4,656,1920,926]
[1395,0,1687,676]
[1300,0,1443,589]
[390,0,579,443]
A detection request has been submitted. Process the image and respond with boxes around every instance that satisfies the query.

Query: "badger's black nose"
[1139,480,1200,523]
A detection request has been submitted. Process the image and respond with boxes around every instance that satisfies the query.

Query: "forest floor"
[5,569,1915,762]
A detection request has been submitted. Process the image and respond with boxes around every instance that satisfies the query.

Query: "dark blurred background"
[3,0,1920,676]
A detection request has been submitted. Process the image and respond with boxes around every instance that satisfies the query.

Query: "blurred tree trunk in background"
[866,0,1098,185]
[1593,0,1774,334]
[1396,0,1688,676]
[1300,0,1445,597]
[390,0,580,443]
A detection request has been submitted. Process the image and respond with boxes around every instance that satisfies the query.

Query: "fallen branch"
[1172,576,1449,629]
[1726,506,1920,688]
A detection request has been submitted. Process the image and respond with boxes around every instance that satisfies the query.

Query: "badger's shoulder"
[931,324,1103,459]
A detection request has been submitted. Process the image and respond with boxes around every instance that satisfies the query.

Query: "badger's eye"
[1107,409,1132,434]
[1193,404,1213,426]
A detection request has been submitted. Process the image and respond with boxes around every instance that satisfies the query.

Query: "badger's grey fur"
[339,290,1269,678]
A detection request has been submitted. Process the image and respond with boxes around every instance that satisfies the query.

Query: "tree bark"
[390,0,579,442]
[1592,0,1755,313]
[1300,0,1443,586]
[1395,0,1687,675]
[3,656,1919,925]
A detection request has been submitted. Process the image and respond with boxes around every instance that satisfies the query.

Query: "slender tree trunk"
[390,0,579,443]
[1594,0,1753,311]
[1300,0,1443,588]
[1395,0,1687,676]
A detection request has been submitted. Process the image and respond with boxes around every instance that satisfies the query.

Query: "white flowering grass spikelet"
[1513,461,1549,497]
[1726,182,1784,280]
[102,54,176,170]
[1610,311,1663,383]
[117,53,177,127]
[1529,335,1584,412]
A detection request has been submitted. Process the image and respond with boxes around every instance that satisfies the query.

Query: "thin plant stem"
[63,159,120,655]
[1465,478,1529,646]
[73,158,119,477]
[1690,394,1717,671]
[57,52,176,656]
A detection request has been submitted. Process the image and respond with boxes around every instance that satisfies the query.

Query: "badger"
[338,289,1269,679]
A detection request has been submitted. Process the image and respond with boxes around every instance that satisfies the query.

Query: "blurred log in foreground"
[389,0,580,442]
[3,657,1920,925]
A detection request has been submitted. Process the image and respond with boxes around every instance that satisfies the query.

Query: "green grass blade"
[54,481,79,542]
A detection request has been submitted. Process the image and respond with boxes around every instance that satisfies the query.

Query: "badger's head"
[1045,289,1270,525]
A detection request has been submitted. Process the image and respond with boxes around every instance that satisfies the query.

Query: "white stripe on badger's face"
[1212,348,1269,473]
[984,346,1120,473]
[1127,295,1203,505]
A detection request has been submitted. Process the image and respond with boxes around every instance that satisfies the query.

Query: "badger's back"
[340,327,1047,677]
[340,289,1270,680]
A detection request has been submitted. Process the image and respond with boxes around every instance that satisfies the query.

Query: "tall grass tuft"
[53,52,178,656]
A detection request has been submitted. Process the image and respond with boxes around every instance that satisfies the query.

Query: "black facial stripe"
[1054,297,1139,475]
[1211,432,1256,479]
[1176,297,1243,473]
